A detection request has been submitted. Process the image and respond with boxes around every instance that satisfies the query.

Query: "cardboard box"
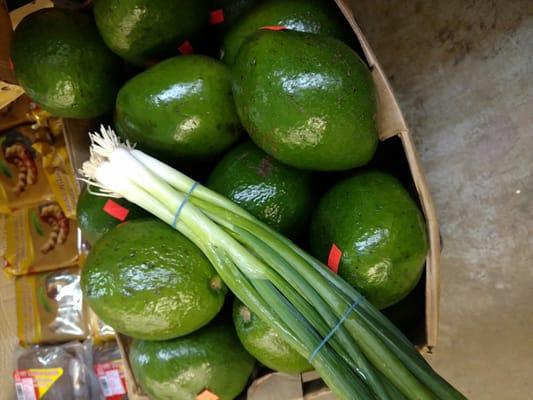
[114,1,442,399]
[0,0,441,398]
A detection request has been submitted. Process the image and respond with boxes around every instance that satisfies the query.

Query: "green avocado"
[115,55,242,162]
[309,171,428,309]
[81,218,226,340]
[232,299,311,374]
[221,0,351,66]
[76,186,148,245]
[232,30,378,171]
[207,141,313,238]
[130,319,255,400]
[93,0,209,66]
[11,8,121,118]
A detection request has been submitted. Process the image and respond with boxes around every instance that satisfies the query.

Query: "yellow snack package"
[0,96,79,216]
[15,267,89,344]
[2,201,78,276]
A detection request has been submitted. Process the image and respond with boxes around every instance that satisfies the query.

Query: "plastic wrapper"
[0,95,78,216]
[93,340,128,400]
[13,341,101,400]
[2,202,78,276]
[15,267,89,344]
[89,308,116,344]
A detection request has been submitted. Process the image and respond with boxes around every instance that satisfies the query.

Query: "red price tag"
[209,9,224,25]
[196,389,219,400]
[94,362,127,400]
[260,25,287,31]
[178,40,194,55]
[13,371,38,400]
[327,244,342,274]
[103,200,129,222]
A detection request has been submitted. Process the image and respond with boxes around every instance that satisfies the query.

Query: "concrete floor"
[350,1,533,399]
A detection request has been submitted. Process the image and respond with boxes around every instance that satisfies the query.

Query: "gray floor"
[350,1,533,398]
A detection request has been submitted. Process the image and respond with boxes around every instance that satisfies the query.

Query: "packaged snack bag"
[15,267,88,344]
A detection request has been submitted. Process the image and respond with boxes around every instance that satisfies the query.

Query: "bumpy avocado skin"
[310,171,428,309]
[233,299,311,374]
[115,55,242,162]
[11,8,122,118]
[222,0,352,65]
[207,141,313,238]
[232,30,378,171]
[81,218,226,340]
[93,0,209,66]
[130,319,255,400]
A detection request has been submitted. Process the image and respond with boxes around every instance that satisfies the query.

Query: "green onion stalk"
[81,126,466,400]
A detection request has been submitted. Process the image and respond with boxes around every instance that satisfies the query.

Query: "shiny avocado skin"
[206,141,313,237]
[76,186,147,245]
[115,55,242,162]
[130,320,255,400]
[232,299,311,374]
[11,8,121,118]
[93,0,208,66]
[81,218,226,340]
[309,171,428,309]
[232,30,378,171]
[222,0,352,66]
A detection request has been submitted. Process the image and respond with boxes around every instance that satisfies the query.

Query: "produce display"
[6,1,466,399]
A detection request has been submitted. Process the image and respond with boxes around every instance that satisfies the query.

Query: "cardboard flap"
[334,0,408,140]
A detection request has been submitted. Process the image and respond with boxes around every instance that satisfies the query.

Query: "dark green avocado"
[130,319,255,400]
[115,55,242,162]
[207,141,313,238]
[11,8,122,118]
[93,0,209,66]
[221,0,352,65]
[233,299,311,374]
[232,30,378,171]
[76,186,148,246]
[81,218,227,340]
[309,171,428,309]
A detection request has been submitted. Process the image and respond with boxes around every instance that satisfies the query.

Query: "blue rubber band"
[308,296,363,363]
[172,181,199,228]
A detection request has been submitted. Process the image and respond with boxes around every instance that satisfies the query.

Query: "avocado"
[233,299,311,374]
[232,30,378,171]
[130,319,255,400]
[93,0,209,66]
[81,218,226,340]
[115,55,242,162]
[309,171,428,309]
[11,8,121,118]
[207,141,313,238]
[76,186,148,245]
[221,0,352,65]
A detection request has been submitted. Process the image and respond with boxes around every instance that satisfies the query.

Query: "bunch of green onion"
[81,126,465,400]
